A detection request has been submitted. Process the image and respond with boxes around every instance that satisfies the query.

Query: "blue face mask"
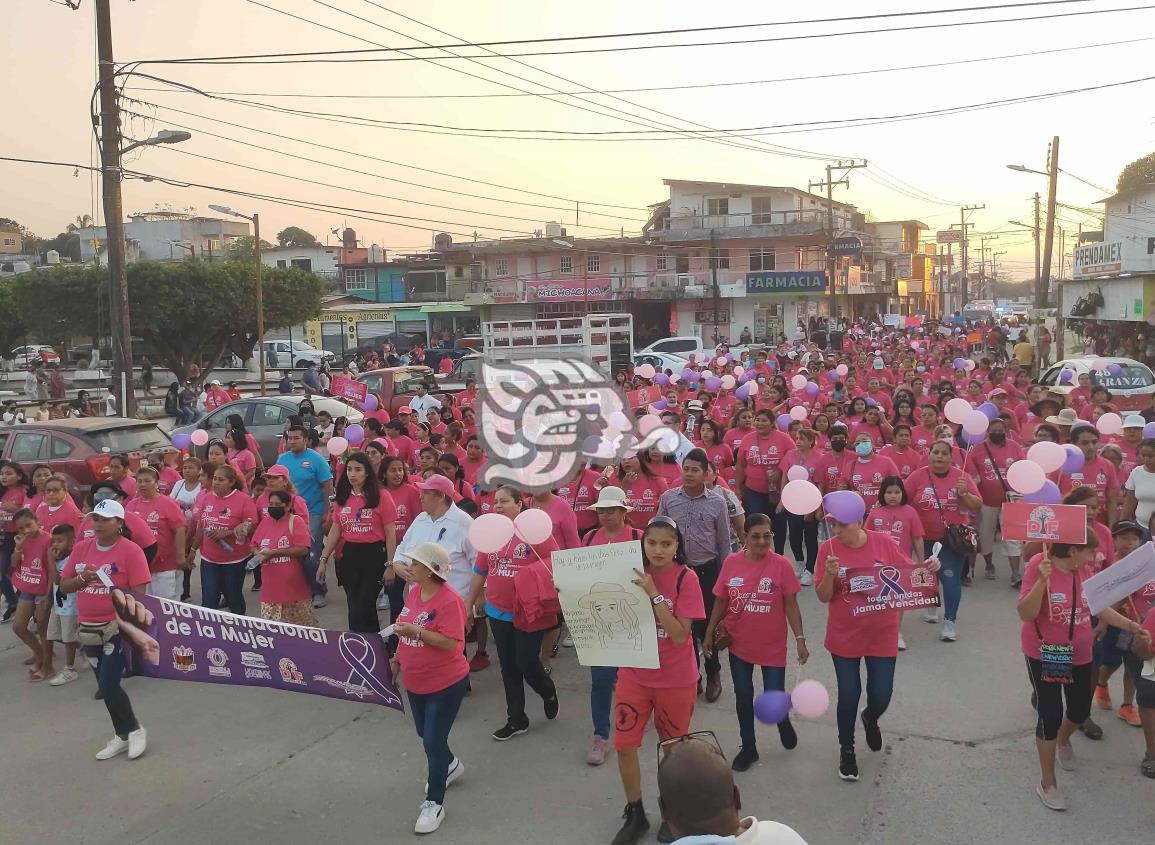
[855,441,873,457]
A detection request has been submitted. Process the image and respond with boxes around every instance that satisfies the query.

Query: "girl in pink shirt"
[249,489,316,626]
[10,509,53,679]
[0,460,29,609]
[191,465,258,616]
[723,409,755,451]
[697,420,733,472]
[702,513,807,767]
[867,477,926,563]
[225,430,260,486]
[35,475,82,535]
[26,464,52,513]
[605,453,669,530]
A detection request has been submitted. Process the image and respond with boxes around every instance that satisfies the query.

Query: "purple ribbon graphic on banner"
[310,633,404,709]
[877,566,908,600]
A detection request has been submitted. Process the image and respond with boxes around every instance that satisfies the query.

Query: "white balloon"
[789,405,808,421]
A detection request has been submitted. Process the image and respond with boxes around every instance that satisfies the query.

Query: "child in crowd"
[10,508,53,680]
[43,524,79,685]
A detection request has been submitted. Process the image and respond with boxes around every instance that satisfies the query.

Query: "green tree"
[0,276,27,352]
[275,226,321,248]
[224,235,274,262]
[1117,152,1155,193]
[14,261,326,381]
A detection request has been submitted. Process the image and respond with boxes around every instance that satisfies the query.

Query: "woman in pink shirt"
[225,429,260,486]
[206,440,248,492]
[702,513,807,769]
[26,464,52,513]
[723,408,755,452]
[126,466,188,603]
[461,436,488,487]
[0,459,29,616]
[249,489,316,626]
[844,434,901,512]
[318,453,398,633]
[59,500,152,761]
[190,464,258,615]
[697,420,733,473]
[602,452,669,530]
[106,455,137,499]
[35,474,82,535]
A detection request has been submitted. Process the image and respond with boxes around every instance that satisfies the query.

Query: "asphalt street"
[3,555,1153,845]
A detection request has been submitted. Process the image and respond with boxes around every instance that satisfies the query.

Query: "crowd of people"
[7,317,1155,841]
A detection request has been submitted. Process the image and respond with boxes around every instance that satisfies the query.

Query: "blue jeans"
[831,654,897,752]
[936,544,964,622]
[590,666,619,740]
[408,676,468,804]
[201,560,247,615]
[306,512,328,597]
[85,634,140,738]
[0,532,15,608]
[729,652,787,748]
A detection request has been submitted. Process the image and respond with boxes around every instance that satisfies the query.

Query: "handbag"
[929,474,979,554]
[77,619,119,649]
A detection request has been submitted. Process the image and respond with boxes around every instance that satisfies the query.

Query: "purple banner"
[115,590,403,711]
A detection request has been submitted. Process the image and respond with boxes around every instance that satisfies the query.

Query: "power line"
[119,36,1155,100]
[133,0,1117,63]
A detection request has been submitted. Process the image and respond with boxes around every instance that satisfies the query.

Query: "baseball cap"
[400,542,451,579]
[209,379,222,386]
[417,475,455,498]
[398,405,413,414]
[264,465,290,478]
[1111,520,1149,541]
[990,388,1007,398]
[92,499,126,520]
[1124,415,1146,429]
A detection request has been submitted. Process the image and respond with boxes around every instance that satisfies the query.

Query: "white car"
[1039,355,1155,413]
[256,340,333,369]
[634,351,693,375]
[8,345,60,366]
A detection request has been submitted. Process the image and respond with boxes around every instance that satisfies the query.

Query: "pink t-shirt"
[35,499,82,535]
[817,530,911,659]
[713,550,799,666]
[126,495,187,573]
[387,484,422,540]
[910,425,939,452]
[866,504,925,556]
[334,492,399,545]
[1054,456,1119,520]
[723,426,754,449]
[197,489,259,564]
[877,445,925,478]
[474,535,559,616]
[0,486,27,533]
[61,538,152,624]
[535,494,580,550]
[813,449,853,494]
[254,491,310,522]
[158,466,182,496]
[79,511,157,551]
[395,583,470,695]
[964,441,1025,507]
[622,475,669,530]
[620,564,705,689]
[11,530,52,595]
[844,454,900,511]
[558,468,601,534]
[229,448,258,479]
[1019,554,1094,665]
[738,430,795,494]
[1089,521,1114,575]
[904,467,980,542]
[250,514,313,604]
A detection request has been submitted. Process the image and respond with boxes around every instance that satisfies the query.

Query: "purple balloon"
[1025,479,1062,505]
[776,414,792,431]
[1059,369,1074,384]
[827,369,838,381]
[681,368,696,381]
[962,429,986,445]
[705,377,722,391]
[953,358,967,369]
[360,393,378,412]
[736,383,753,400]
[1107,363,1123,375]
[824,490,866,524]
[655,372,671,386]
[652,399,669,411]
[805,382,820,396]
[865,398,877,407]
[754,690,792,725]
[1061,444,1085,473]
[345,423,366,445]
[171,432,191,449]
[1144,422,1155,439]
[978,402,999,421]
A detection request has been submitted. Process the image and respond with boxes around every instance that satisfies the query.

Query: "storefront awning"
[421,304,472,314]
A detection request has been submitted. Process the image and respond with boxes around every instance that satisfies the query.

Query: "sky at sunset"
[5,0,1155,280]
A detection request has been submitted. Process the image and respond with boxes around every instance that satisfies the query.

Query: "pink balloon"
[786,465,809,482]
[1097,412,1123,435]
[636,363,656,380]
[514,508,553,545]
[836,364,849,377]
[469,513,516,554]
[1091,357,1109,372]
[732,365,745,377]
[961,410,989,436]
[789,405,808,421]
[781,479,822,515]
[791,679,830,719]
[1027,441,1066,473]
[639,414,664,437]
[963,359,976,372]
[190,429,209,446]
[720,375,736,390]
[790,374,807,391]
[944,397,972,424]
[1007,459,1046,495]
[325,436,349,457]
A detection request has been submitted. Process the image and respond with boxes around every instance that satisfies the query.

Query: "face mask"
[757,377,766,384]
[831,438,847,452]
[267,506,287,520]
[989,432,1006,445]
[855,441,873,457]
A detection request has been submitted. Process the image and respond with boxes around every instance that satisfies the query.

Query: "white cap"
[588,486,634,511]
[1124,415,1146,429]
[400,542,451,578]
[92,499,125,519]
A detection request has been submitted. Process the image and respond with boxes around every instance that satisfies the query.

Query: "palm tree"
[66,214,94,233]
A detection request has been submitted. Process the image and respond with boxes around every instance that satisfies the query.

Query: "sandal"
[1142,753,1155,779]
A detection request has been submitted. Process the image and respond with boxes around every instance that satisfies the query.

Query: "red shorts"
[612,675,697,752]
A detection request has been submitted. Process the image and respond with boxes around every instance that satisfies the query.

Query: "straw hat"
[1045,408,1080,427]
[588,486,633,511]
[400,542,451,579]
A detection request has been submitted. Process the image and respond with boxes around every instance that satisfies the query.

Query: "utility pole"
[979,235,1000,300]
[1040,136,1060,309]
[810,159,866,323]
[959,204,984,308]
[1033,192,1042,289]
[710,230,720,346]
[95,0,135,418]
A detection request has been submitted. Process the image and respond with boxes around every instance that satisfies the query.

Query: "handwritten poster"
[1084,542,1155,615]
[551,541,659,669]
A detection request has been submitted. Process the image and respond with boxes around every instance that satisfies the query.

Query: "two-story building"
[79,212,249,262]
[261,244,367,280]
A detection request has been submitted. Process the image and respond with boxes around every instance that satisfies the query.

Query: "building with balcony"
[864,220,934,316]
[78,212,250,263]
[261,244,367,279]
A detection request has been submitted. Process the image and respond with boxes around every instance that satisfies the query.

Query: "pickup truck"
[356,365,461,418]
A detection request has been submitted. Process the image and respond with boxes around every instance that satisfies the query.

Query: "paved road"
[3,558,1153,845]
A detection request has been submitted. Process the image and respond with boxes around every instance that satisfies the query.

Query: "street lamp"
[1006,163,1050,177]
[208,204,266,395]
[119,129,192,156]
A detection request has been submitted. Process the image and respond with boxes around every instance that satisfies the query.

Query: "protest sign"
[331,375,369,404]
[116,591,403,711]
[551,541,659,669]
[628,386,660,410]
[844,564,939,617]
[1084,542,1155,615]
[1000,503,1087,544]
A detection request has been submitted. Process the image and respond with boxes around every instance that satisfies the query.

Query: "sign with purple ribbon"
[844,564,939,616]
[116,591,403,712]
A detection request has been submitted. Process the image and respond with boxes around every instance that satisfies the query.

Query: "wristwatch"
[651,594,666,606]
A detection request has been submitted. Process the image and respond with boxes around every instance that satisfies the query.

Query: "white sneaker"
[425,757,464,794]
[941,621,958,642]
[414,800,445,834]
[923,609,939,624]
[49,668,79,686]
[561,633,574,648]
[799,571,814,587]
[898,633,907,651]
[95,735,129,760]
[128,727,148,759]
[312,595,327,609]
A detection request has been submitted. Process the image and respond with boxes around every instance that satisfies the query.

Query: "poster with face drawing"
[552,541,659,669]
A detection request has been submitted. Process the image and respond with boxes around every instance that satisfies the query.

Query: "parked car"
[256,340,334,369]
[172,395,364,467]
[0,417,173,503]
[634,351,693,376]
[636,335,751,361]
[8,344,60,367]
[1039,356,1155,412]
[0,261,32,277]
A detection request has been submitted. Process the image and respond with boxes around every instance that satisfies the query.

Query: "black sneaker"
[838,748,859,782]
[657,820,674,843]
[1080,716,1104,740]
[1,604,15,624]
[544,695,559,720]
[862,712,883,751]
[779,719,798,750]
[611,801,649,845]
[492,721,529,741]
[731,745,759,772]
